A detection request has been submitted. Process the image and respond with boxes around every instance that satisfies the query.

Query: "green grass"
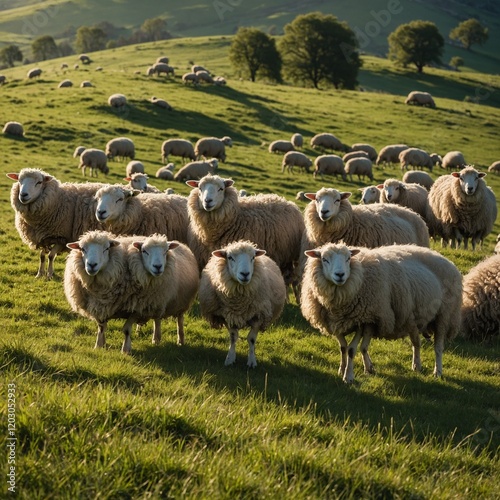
[0,36,499,498]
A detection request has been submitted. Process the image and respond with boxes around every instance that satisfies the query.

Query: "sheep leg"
[333,333,348,378]
[95,321,107,348]
[121,317,135,354]
[176,314,184,346]
[36,249,47,278]
[152,318,162,345]
[246,325,259,369]
[433,331,445,378]
[225,328,239,366]
[360,325,374,374]
[46,242,66,279]
[409,328,422,372]
[344,329,363,384]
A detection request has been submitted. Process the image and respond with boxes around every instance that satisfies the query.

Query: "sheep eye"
[35,181,42,186]
[116,198,124,203]
[218,187,224,192]
[322,258,329,264]
[334,199,340,204]
[104,246,110,253]
[81,248,87,254]
[228,255,234,261]
[142,249,149,256]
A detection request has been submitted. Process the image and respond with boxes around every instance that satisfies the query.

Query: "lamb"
[342,151,369,163]
[94,185,189,243]
[402,170,434,190]
[150,96,172,110]
[441,151,466,171]
[78,148,109,177]
[376,144,409,166]
[73,146,86,158]
[161,139,196,164]
[195,136,232,162]
[359,185,381,204]
[426,166,497,250]
[7,169,105,278]
[199,240,286,367]
[124,173,161,193]
[405,91,436,108]
[27,68,42,79]
[300,243,462,382]
[344,157,373,182]
[155,164,175,180]
[488,161,500,175]
[182,72,199,85]
[350,143,377,161]
[378,179,429,220]
[108,93,127,108]
[399,147,435,172]
[2,121,24,137]
[268,140,295,154]
[125,160,145,177]
[310,133,350,153]
[313,155,346,181]
[461,254,500,342]
[281,151,313,174]
[173,158,218,182]
[106,137,135,161]
[58,79,73,88]
[291,133,303,149]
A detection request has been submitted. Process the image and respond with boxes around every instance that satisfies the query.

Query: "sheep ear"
[478,172,486,178]
[133,242,143,251]
[304,193,316,201]
[186,180,199,188]
[109,240,120,248]
[131,190,141,197]
[224,180,234,188]
[212,250,227,259]
[255,249,266,257]
[67,242,80,250]
[304,250,321,259]
[349,249,361,257]
[376,184,384,189]
[451,172,461,178]
[6,173,19,180]
[340,192,352,200]
[124,177,132,181]
[168,241,180,251]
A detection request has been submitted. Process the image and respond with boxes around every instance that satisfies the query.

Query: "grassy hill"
[0,37,499,497]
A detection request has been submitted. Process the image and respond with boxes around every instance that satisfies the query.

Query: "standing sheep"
[73,146,86,158]
[402,170,434,190]
[488,161,500,175]
[281,151,313,174]
[150,96,172,110]
[291,133,303,149]
[174,158,218,182]
[79,148,109,177]
[301,243,461,382]
[195,136,232,162]
[199,241,286,367]
[58,79,73,88]
[196,71,214,84]
[108,93,127,108]
[359,185,381,204]
[182,72,199,85]
[350,143,377,161]
[405,91,436,108]
[161,139,196,164]
[0,75,6,85]
[399,148,435,172]
[378,179,429,220]
[150,63,174,77]
[310,133,350,153]
[441,151,466,171]
[342,151,370,163]
[155,163,175,180]
[2,121,24,137]
[376,144,409,166]
[27,68,42,79]
[268,140,295,154]
[344,157,373,182]
[106,137,135,161]
[125,160,145,177]
[313,155,346,181]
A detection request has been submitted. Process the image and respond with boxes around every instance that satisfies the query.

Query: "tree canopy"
[279,12,361,90]
[32,35,58,62]
[141,17,169,42]
[450,18,488,50]
[0,44,22,67]
[388,20,444,73]
[229,27,282,83]
[75,26,108,54]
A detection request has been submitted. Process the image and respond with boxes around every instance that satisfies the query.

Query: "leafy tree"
[0,44,23,67]
[31,35,58,61]
[279,12,361,90]
[388,20,444,73]
[141,17,169,41]
[450,56,464,70]
[57,41,74,57]
[75,26,108,53]
[229,27,282,83]
[450,19,488,50]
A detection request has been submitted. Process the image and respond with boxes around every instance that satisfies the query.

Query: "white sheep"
[196,70,214,84]
[378,178,429,220]
[7,169,105,278]
[405,91,436,108]
[58,79,73,88]
[125,160,145,177]
[108,93,127,108]
[296,191,308,202]
[27,68,42,79]
[301,243,462,382]
[441,151,466,171]
[80,80,93,88]
[376,144,409,166]
[310,133,350,153]
[402,170,434,190]
[358,185,381,204]
[488,161,500,175]
[399,148,435,172]
[106,137,135,161]
[195,136,232,162]
[350,143,377,161]
[281,151,313,174]
[124,173,161,193]
[150,63,174,77]
[182,72,199,85]
[2,121,24,137]
[342,151,370,163]
[156,56,169,64]
[199,240,286,367]
[173,158,218,182]
[313,155,346,181]
[150,96,172,110]
[79,148,109,177]
[73,146,86,158]
[213,76,227,86]
[291,133,303,149]
[268,140,295,154]
[461,254,500,342]
[192,64,208,73]
[155,164,175,180]
[344,157,373,182]
[426,166,497,250]
[161,139,196,164]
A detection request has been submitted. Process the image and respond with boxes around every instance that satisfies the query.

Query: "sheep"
[94,185,189,243]
[405,91,436,108]
[291,133,303,149]
[165,187,175,195]
[281,151,313,174]
[313,155,346,181]
[196,70,214,84]
[426,166,497,250]
[73,146,86,158]
[95,66,103,72]
[342,150,370,163]
[488,161,500,175]
[150,96,172,110]
[106,137,135,161]
[74,64,79,70]
[199,240,286,367]
[430,153,442,168]
[58,79,73,88]
[461,254,500,342]
[350,143,377,161]
[108,93,127,108]
[27,68,42,79]
[125,160,145,177]
[124,173,161,193]
[402,170,434,190]
[155,164,175,180]
[376,144,409,166]
[80,80,93,88]
[378,179,429,220]
[156,56,169,64]
[344,157,373,182]
[2,121,24,137]
[161,139,196,164]
[150,62,175,77]
[78,148,109,177]
[0,75,7,85]
[441,151,466,171]
[173,158,218,182]
[399,147,435,172]
[195,136,232,162]
[213,76,227,86]
[182,72,199,85]
[296,191,308,202]
[7,169,105,278]
[358,185,381,204]
[79,54,91,64]
[310,133,350,152]
[192,65,208,73]
[268,140,295,154]
[300,243,462,382]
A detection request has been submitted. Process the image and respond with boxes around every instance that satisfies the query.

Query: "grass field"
[0,36,499,498]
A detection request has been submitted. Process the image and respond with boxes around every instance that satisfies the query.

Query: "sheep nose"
[335,272,345,280]
[387,194,392,200]
[97,209,107,219]
[87,262,98,272]
[321,210,329,217]
[153,264,163,273]
[239,271,250,281]
[20,191,29,200]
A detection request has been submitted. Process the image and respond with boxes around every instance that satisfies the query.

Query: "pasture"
[0,36,499,498]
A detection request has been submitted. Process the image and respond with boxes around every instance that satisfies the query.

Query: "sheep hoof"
[224,354,236,366]
[247,359,257,369]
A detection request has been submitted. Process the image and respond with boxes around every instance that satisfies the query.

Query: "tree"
[388,20,444,73]
[450,19,488,50]
[31,35,58,61]
[0,44,23,67]
[57,41,74,57]
[75,26,108,53]
[141,17,169,41]
[229,27,282,83]
[449,56,464,70]
[279,12,361,90]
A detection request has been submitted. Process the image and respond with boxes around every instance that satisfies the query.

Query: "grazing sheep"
[268,140,295,154]
[27,68,42,79]
[174,158,218,182]
[125,160,145,177]
[161,139,196,164]
[155,164,175,180]
[58,79,73,88]
[182,72,199,85]
[405,91,436,108]
[301,243,461,382]
[399,148,435,172]
[441,151,466,171]
[7,169,104,278]
[359,185,381,204]
[74,64,79,70]
[196,70,214,84]
[95,66,103,72]
[310,133,350,153]
[291,133,303,149]
[426,166,497,250]
[462,254,500,342]
[402,170,434,190]
[106,137,135,161]
[80,80,93,88]
[488,161,500,175]
[150,96,172,110]
[79,54,91,64]
[376,144,409,166]
[213,76,227,86]
[108,93,127,108]
[430,153,442,168]
[199,240,287,367]
[156,56,169,64]
[313,155,346,181]
[79,148,109,177]
[125,173,161,193]
[344,157,373,182]
[2,121,24,137]
[281,151,313,174]
[165,187,175,195]
[296,191,308,202]
[94,185,189,243]
[195,136,232,162]
[342,151,370,163]
[150,63,174,77]
[0,75,6,85]
[73,146,86,158]
[350,143,377,161]
[192,65,208,73]
[378,179,429,220]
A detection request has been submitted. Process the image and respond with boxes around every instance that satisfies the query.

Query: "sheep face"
[213,243,266,285]
[7,170,53,204]
[452,168,485,196]
[305,244,359,286]
[222,136,233,147]
[305,188,352,222]
[95,186,138,222]
[68,237,119,276]
[133,238,179,277]
[359,186,380,204]
[128,173,148,192]
[187,175,234,212]
[383,181,404,202]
